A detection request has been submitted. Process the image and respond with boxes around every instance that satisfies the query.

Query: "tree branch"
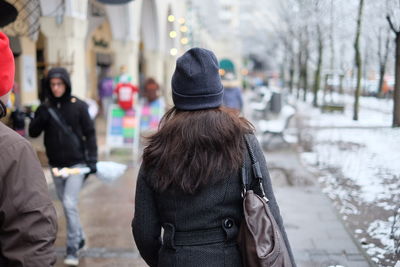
[387,15,399,34]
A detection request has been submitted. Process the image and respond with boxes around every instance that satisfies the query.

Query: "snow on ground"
[248,89,399,266]
[303,128,400,205]
[295,96,400,267]
[303,94,393,128]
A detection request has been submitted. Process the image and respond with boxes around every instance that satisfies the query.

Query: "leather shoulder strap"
[242,134,266,198]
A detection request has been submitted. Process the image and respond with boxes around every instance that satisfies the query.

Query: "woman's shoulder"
[245,133,258,145]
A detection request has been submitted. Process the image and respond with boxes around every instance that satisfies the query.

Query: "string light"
[170,48,178,56]
[169,31,177,38]
[168,15,175,22]
[180,37,189,45]
[178,18,185,24]
[180,25,188,33]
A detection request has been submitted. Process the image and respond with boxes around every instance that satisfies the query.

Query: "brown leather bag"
[237,136,292,267]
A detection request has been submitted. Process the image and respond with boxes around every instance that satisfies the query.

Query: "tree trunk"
[297,49,303,99]
[377,64,385,97]
[339,74,344,95]
[280,53,286,89]
[313,30,323,107]
[377,28,391,97]
[329,0,335,71]
[289,56,295,94]
[303,36,310,102]
[323,74,329,103]
[353,0,364,121]
[302,62,308,102]
[394,34,400,127]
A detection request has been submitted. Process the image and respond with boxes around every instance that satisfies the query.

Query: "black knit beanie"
[172,48,223,110]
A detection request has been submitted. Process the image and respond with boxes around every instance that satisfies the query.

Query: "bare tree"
[312,0,327,107]
[377,26,392,97]
[312,25,323,107]
[387,3,400,127]
[329,0,335,73]
[297,27,310,101]
[258,0,299,95]
[353,0,365,121]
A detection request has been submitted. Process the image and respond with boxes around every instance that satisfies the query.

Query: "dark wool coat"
[132,134,296,267]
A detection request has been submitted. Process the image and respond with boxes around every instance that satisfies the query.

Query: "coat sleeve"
[79,102,97,163]
[132,165,161,267]
[29,105,49,137]
[0,140,57,266]
[247,134,296,266]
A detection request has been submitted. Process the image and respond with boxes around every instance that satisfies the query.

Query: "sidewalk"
[265,147,371,267]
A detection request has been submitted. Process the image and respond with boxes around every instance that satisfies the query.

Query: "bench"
[257,105,296,149]
[320,103,345,113]
[250,90,272,120]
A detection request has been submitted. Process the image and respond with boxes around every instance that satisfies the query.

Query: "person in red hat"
[0,31,58,266]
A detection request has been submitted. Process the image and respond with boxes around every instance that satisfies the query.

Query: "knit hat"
[172,48,223,110]
[0,32,15,97]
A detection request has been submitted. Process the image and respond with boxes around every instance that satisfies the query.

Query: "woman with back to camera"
[132,48,295,267]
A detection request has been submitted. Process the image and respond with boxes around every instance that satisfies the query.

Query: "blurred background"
[1,0,399,266]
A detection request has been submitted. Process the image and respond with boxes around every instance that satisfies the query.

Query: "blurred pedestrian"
[98,67,114,118]
[222,72,243,113]
[132,48,295,266]
[143,78,161,104]
[29,67,98,266]
[114,65,132,84]
[114,80,139,110]
[0,31,57,267]
[139,78,165,142]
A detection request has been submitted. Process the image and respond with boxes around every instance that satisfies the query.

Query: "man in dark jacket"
[29,67,98,266]
[0,31,57,266]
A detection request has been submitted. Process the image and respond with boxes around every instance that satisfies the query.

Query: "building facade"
[0,0,191,107]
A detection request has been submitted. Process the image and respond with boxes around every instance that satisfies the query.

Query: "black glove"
[87,162,97,174]
[35,105,50,121]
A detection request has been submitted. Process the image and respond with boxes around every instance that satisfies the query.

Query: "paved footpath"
[265,147,372,267]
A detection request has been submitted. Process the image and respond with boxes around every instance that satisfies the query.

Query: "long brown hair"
[142,106,254,194]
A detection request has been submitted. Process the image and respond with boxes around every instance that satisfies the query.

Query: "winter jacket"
[132,134,296,267]
[0,121,57,266]
[29,68,97,167]
[222,87,243,111]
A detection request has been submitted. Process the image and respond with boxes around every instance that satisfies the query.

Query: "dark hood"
[46,67,72,103]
